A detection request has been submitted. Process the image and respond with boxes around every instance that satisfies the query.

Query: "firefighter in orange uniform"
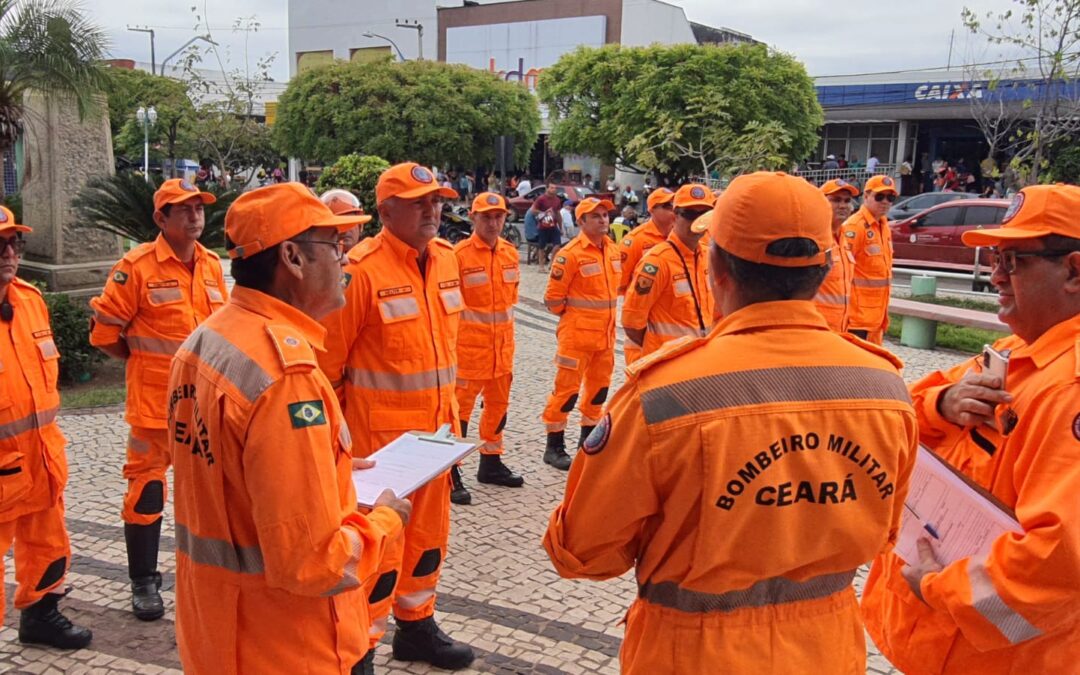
[450,192,524,505]
[319,163,474,670]
[168,182,410,675]
[815,179,858,332]
[621,184,715,360]
[321,188,372,252]
[618,187,676,363]
[0,207,92,649]
[841,174,897,343]
[89,178,227,621]
[542,197,620,470]
[544,172,918,674]
[862,183,1080,674]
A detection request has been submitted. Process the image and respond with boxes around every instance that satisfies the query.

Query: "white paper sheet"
[894,445,1022,566]
[352,431,477,508]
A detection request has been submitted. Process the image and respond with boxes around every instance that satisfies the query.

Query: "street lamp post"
[395,20,424,60]
[136,106,157,182]
[362,32,406,62]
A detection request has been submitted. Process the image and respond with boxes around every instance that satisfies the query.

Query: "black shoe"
[18,593,92,650]
[543,431,572,471]
[131,573,164,621]
[577,425,596,451]
[476,454,524,487]
[392,616,475,670]
[450,466,472,505]
[352,649,375,675]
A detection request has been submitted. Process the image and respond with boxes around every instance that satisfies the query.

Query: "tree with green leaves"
[314,153,390,238]
[538,43,822,177]
[963,0,1080,184]
[0,0,108,194]
[102,67,196,173]
[272,58,541,168]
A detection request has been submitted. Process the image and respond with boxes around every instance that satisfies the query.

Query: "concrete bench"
[890,297,1008,349]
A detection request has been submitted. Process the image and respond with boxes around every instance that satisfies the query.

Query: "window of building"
[819,123,899,164]
[297,50,334,74]
[350,46,392,64]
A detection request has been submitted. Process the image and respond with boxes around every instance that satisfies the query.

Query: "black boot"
[449,465,472,505]
[392,616,475,670]
[459,419,469,438]
[125,520,165,621]
[578,425,596,451]
[543,431,571,470]
[476,453,524,487]
[352,649,375,675]
[18,593,92,650]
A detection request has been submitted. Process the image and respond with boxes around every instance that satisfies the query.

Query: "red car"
[890,198,1009,289]
[507,184,616,221]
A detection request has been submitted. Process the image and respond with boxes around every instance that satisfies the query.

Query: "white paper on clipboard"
[894,445,1022,566]
[352,429,477,508]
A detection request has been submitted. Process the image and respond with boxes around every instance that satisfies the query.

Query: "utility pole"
[127,26,156,73]
[395,19,424,60]
[947,29,955,70]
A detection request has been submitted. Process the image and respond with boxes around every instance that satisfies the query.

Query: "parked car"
[507,184,615,221]
[890,198,1009,290]
[888,192,969,221]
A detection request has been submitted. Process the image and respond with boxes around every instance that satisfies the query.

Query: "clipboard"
[352,424,478,508]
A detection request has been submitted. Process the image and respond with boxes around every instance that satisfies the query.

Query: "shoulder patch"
[265,324,317,370]
[621,236,633,247]
[113,270,129,285]
[342,271,353,289]
[288,400,327,429]
[582,413,611,455]
[634,276,654,295]
[844,230,856,239]
[840,332,905,371]
[642,263,659,275]
[555,255,567,265]
[550,267,564,281]
[626,334,706,377]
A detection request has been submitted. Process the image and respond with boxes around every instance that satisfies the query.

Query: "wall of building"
[619,0,695,47]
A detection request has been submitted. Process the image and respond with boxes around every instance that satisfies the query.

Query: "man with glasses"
[319,163,474,672]
[861,183,1080,673]
[815,179,859,332]
[842,175,898,344]
[0,207,92,649]
[89,178,227,621]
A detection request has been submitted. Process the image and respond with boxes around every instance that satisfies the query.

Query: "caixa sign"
[914,82,984,101]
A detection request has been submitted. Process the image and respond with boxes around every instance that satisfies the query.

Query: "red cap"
[225,183,370,259]
[962,183,1080,247]
[0,205,31,235]
[471,192,509,214]
[154,178,216,212]
[375,163,459,206]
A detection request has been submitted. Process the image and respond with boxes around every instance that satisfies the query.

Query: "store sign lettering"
[914,82,984,101]
[489,57,544,90]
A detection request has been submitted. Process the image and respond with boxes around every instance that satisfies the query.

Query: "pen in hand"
[904,502,940,540]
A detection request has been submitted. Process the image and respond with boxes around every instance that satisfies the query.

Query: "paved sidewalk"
[1,261,969,674]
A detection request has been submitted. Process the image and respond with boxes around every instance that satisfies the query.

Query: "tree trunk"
[0,141,9,198]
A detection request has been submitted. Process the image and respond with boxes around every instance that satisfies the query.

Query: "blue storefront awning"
[816,78,1078,108]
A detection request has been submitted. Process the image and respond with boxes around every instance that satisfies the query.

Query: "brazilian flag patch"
[643,263,658,275]
[288,400,327,428]
[342,272,353,288]
[113,270,129,285]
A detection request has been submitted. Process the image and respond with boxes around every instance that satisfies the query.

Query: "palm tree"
[0,0,108,195]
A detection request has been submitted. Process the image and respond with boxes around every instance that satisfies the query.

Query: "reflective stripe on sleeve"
[92,309,128,327]
[175,522,265,574]
[646,321,700,339]
[127,335,185,356]
[0,407,59,441]
[639,569,855,613]
[565,297,618,309]
[346,365,457,392]
[852,278,890,288]
[545,298,566,311]
[814,293,848,306]
[182,327,274,403]
[640,365,911,425]
[967,554,1042,644]
[322,528,362,596]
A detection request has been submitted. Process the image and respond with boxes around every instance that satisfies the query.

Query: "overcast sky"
[85,0,1023,83]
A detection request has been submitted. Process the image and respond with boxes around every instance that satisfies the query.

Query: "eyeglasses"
[295,238,346,259]
[872,193,898,203]
[0,236,25,255]
[989,247,1077,274]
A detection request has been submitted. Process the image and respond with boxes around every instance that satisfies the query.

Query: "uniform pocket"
[145,284,189,333]
[378,297,422,360]
[0,451,32,509]
[462,270,490,288]
[206,286,225,306]
[35,339,60,392]
[579,262,602,277]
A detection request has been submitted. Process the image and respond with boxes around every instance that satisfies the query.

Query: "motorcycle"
[442,204,524,248]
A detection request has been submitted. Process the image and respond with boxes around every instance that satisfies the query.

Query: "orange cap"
[962,183,1080,247]
[319,189,372,223]
[154,178,216,212]
[375,163,459,206]
[225,183,370,259]
[673,184,715,210]
[690,209,714,235]
[0,205,31,235]
[821,179,859,197]
[863,175,898,195]
[575,197,615,221]
[646,187,675,211]
[709,171,832,267]
[471,192,509,214]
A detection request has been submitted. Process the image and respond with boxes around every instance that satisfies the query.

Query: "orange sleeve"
[544,250,577,315]
[243,372,402,597]
[543,377,660,580]
[617,236,637,295]
[908,354,979,447]
[89,258,138,346]
[620,256,664,331]
[215,259,230,303]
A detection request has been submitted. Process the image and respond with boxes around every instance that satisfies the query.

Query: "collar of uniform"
[665,231,697,258]
[714,300,831,337]
[378,227,421,262]
[153,233,204,264]
[856,205,886,228]
[228,286,327,352]
[468,231,498,251]
[576,232,607,252]
[1009,312,1080,369]
[643,219,664,240]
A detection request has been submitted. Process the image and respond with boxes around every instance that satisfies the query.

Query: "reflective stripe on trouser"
[455,373,512,455]
[542,347,615,431]
[363,429,451,649]
[0,498,71,616]
[122,426,170,525]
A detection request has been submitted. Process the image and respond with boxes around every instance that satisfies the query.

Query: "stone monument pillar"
[19,93,122,296]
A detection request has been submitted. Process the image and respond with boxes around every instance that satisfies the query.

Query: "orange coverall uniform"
[841,206,892,344]
[167,286,403,675]
[814,244,856,333]
[621,233,713,360]
[0,279,72,619]
[89,235,227,524]
[454,232,519,454]
[542,233,620,433]
[862,313,1080,674]
[618,220,667,364]
[544,301,918,674]
[319,228,461,645]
